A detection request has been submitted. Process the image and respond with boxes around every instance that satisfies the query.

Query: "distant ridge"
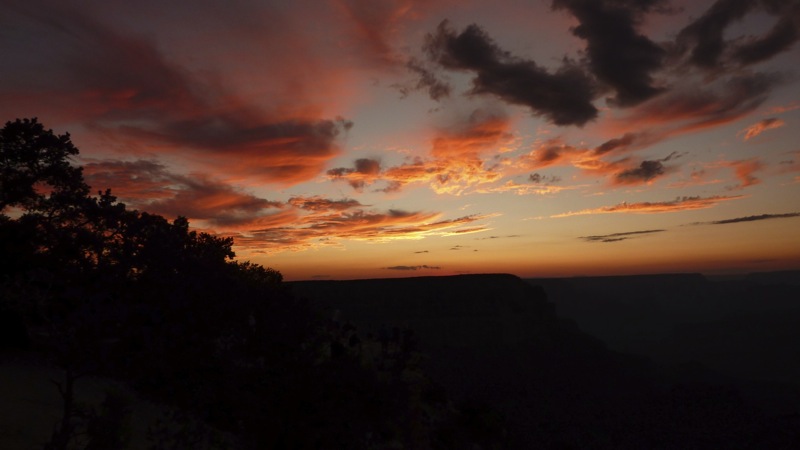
[289,273,557,349]
[288,272,797,448]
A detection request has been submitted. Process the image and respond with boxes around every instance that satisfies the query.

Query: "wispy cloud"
[552,195,743,218]
[233,212,496,254]
[694,212,800,226]
[739,118,785,140]
[287,196,364,211]
[383,264,441,270]
[580,229,666,243]
[721,158,763,190]
[475,234,520,240]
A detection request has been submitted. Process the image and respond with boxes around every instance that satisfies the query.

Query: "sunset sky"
[3,0,800,280]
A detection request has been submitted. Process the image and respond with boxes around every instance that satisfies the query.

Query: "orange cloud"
[713,158,764,190]
[769,102,800,114]
[475,180,577,196]
[232,212,497,254]
[552,195,744,217]
[666,167,723,189]
[601,74,780,148]
[738,118,785,140]
[519,139,680,186]
[287,196,364,211]
[519,139,587,169]
[84,159,492,251]
[83,159,285,227]
[328,111,513,194]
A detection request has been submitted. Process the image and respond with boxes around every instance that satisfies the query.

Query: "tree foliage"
[1,118,496,450]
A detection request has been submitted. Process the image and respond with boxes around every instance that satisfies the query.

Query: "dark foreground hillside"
[528,272,800,398]
[291,274,800,448]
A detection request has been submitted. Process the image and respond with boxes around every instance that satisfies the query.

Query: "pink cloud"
[1,5,352,186]
[738,118,785,140]
[723,158,764,189]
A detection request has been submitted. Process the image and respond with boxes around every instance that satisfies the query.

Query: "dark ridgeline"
[530,273,800,383]
[529,272,800,414]
[290,273,800,448]
[3,117,799,449]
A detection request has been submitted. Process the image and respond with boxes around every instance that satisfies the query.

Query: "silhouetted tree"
[0,118,89,213]
[2,118,505,450]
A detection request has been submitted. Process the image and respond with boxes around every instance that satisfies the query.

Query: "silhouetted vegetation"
[1,118,497,449]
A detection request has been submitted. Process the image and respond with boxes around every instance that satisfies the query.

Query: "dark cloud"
[287,196,363,211]
[552,0,667,106]
[355,158,381,174]
[580,229,666,243]
[423,21,598,126]
[414,250,429,253]
[676,0,756,68]
[700,212,800,225]
[383,265,441,270]
[401,58,452,100]
[529,173,562,184]
[594,132,647,154]
[327,158,382,190]
[733,15,800,65]
[614,160,665,184]
[676,0,799,69]
[475,235,521,240]
[632,73,780,129]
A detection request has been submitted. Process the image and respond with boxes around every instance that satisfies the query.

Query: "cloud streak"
[739,118,785,140]
[234,212,496,254]
[580,229,666,243]
[696,212,800,225]
[383,265,441,270]
[552,195,743,217]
